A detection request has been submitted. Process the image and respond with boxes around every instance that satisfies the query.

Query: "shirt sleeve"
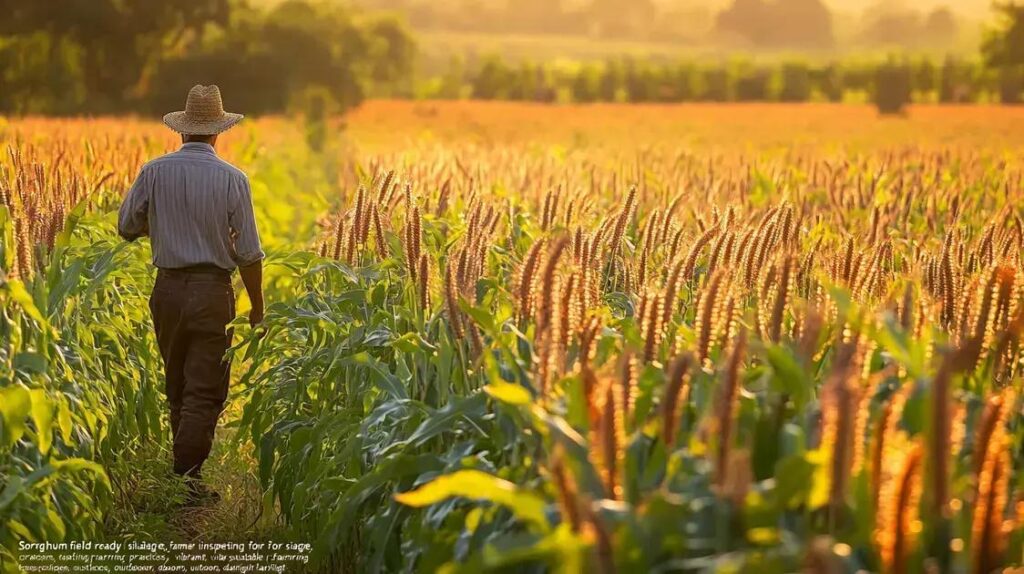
[229,175,265,267]
[118,167,151,241]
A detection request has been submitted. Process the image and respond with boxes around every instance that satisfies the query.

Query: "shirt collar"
[180,142,216,155]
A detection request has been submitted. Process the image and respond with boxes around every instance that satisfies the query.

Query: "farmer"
[117,85,264,503]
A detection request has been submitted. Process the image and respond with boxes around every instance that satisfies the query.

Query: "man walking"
[118,85,265,503]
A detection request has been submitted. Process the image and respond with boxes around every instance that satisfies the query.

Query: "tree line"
[2,1,1024,116]
[412,4,1024,113]
[0,0,415,115]
[422,55,1021,111]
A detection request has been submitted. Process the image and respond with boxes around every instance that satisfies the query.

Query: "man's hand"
[239,260,265,338]
[249,306,265,330]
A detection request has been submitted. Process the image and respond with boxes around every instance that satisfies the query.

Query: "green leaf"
[392,331,436,354]
[338,352,408,400]
[13,352,47,376]
[458,299,497,333]
[57,400,73,443]
[765,345,810,410]
[28,389,54,455]
[774,453,816,510]
[370,282,387,307]
[259,433,276,487]
[6,519,32,540]
[874,317,925,378]
[51,458,109,488]
[439,525,587,573]
[7,279,47,327]
[0,386,31,448]
[53,200,88,250]
[402,394,485,448]
[0,477,24,512]
[807,449,830,509]
[395,470,550,533]
[484,381,532,406]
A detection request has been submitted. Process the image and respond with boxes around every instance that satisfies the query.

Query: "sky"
[834,0,989,12]
[673,0,994,17]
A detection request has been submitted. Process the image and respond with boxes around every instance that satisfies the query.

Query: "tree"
[0,0,416,115]
[875,59,912,115]
[780,63,812,102]
[983,3,1024,68]
[940,56,974,103]
[815,63,845,102]
[0,0,230,111]
[715,0,833,49]
[924,7,958,45]
[861,7,924,46]
[735,66,772,101]
[701,67,732,101]
[599,60,625,102]
[146,1,416,116]
[472,55,513,100]
[772,0,834,50]
[0,33,84,114]
[716,0,771,46]
[571,64,601,103]
[999,67,1024,103]
[914,58,938,97]
[983,3,1024,104]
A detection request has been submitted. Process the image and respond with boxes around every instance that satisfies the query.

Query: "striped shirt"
[118,142,264,270]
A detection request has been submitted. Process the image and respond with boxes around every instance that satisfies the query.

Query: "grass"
[101,428,280,544]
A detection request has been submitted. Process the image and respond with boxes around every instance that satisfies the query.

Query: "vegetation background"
[5,0,1024,115]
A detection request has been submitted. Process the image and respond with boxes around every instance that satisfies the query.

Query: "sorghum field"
[3,103,1024,573]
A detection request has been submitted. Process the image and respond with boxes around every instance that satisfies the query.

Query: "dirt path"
[102,418,281,545]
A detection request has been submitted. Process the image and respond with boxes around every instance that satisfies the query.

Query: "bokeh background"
[2,0,1023,116]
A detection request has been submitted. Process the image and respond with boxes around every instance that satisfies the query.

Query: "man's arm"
[229,175,266,328]
[239,260,264,329]
[118,167,151,241]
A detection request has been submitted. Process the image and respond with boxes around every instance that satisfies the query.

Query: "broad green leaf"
[6,519,32,540]
[402,394,485,448]
[395,470,550,533]
[392,331,436,354]
[458,300,497,333]
[28,389,54,455]
[765,345,810,410]
[0,477,24,511]
[7,279,47,327]
[484,381,532,406]
[807,448,830,509]
[0,386,31,447]
[51,458,107,477]
[774,453,816,510]
[13,352,47,375]
[439,524,587,574]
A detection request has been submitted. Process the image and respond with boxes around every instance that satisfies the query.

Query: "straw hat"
[163,85,244,135]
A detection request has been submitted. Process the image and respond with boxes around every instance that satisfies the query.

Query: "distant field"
[346,100,1024,151]
[414,29,982,71]
[415,30,705,68]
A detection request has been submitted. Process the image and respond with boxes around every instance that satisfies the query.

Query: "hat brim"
[162,111,244,135]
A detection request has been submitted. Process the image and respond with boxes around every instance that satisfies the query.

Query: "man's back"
[117,85,264,500]
[118,142,263,270]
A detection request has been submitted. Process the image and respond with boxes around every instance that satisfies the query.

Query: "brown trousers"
[149,267,235,477]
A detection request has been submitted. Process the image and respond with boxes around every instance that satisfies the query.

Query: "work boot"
[184,478,221,506]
